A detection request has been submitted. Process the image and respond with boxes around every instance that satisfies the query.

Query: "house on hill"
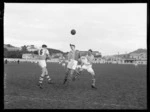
[129,52,147,60]
[128,49,147,64]
[102,49,147,64]
[129,52,147,64]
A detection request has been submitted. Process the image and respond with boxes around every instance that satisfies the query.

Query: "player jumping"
[63,44,80,85]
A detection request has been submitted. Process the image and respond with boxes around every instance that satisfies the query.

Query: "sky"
[4,3,147,56]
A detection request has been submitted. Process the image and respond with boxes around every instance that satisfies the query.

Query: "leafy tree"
[34,50,38,55]
[21,45,28,53]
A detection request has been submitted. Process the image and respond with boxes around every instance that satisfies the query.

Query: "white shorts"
[81,64,94,74]
[38,60,47,68]
[67,59,78,70]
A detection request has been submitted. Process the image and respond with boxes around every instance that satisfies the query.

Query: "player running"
[37,44,53,89]
[73,49,97,89]
[63,44,80,85]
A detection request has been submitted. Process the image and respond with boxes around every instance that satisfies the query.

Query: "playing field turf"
[4,62,147,109]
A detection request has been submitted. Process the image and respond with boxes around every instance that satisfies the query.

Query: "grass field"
[4,62,147,109]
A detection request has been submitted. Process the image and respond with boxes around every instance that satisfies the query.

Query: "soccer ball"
[71,29,76,35]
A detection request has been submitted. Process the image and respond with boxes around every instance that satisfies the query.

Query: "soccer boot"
[91,85,97,89]
[48,80,54,84]
[72,75,79,81]
[38,83,43,89]
[63,78,67,84]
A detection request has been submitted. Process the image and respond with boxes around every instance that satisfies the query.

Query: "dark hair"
[70,44,75,47]
[42,44,47,48]
[88,49,92,52]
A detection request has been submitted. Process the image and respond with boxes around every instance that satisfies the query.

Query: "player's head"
[88,49,93,55]
[42,44,47,48]
[70,44,75,50]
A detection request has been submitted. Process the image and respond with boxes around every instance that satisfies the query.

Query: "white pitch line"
[4,95,140,109]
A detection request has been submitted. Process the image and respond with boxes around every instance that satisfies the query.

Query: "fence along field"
[4,60,147,109]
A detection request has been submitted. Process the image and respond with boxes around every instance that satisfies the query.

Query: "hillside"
[47,48,64,55]
[4,44,21,51]
[129,49,147,54]
[109,48,147,58]
[4,44,16,48]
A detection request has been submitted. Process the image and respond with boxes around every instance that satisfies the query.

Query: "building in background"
[22,54,34,59]
[129,52,147,64]
[100,49,147,65]
[52,53,63,58]
[26,45,38,52]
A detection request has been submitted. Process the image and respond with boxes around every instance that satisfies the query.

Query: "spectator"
[5,59,7,64]
[17,60,20,64]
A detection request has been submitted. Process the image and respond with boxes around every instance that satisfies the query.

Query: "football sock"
[39,76,44,84]
[92,79,96,86]
[45,74,51,81]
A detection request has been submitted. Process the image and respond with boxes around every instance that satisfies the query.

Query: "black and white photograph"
[4,3,147,109]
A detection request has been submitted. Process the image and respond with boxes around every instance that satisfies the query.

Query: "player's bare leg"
[91,72,97,89]
[63,68,70,84]
[68,69,75,83]
[87,68,97,89]
[72,66,82,81]
[91,74,97,89]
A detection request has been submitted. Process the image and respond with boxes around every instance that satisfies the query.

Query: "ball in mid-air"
[71,29,76,35]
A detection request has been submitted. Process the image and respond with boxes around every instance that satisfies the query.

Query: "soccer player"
[37,44,53,89]
[73,49,97,89]
[63,44,80,85]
